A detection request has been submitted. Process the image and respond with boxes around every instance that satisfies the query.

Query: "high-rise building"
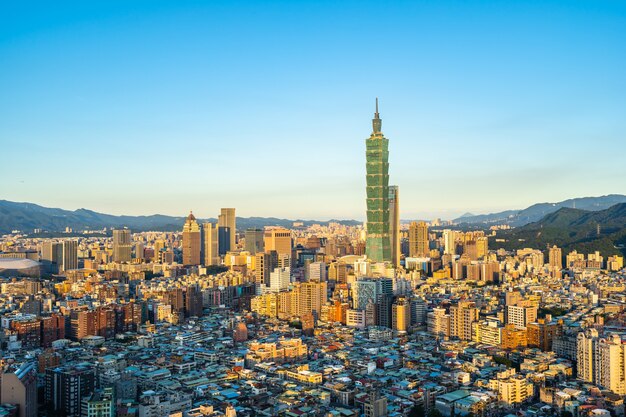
[549,245,563,269]
[577,329,626,395]
[201,223,219,266]
[450,301,479,341]
[476,236,488,259]
[182,212,201,266]
[255,251,278,285]
[112,229,132,263]
[218,226,231,255]
[269,267,291,292]
[45,365,95,417]
[307,261,326,282]
[388,185,400,267]
[41,241,63,273]
[427,307,450,338]
[218,208,236,251]
[443,229,456,255]
[65,240,78,271]
[264,228,292,256]
[45,240,77,273]
[244,228,264,254]
[1,362,37,417]
[408,221,428,257]
[506,305,537,330]
[365,99,391,263]
[297,281,328,319]
[392,296,410,334]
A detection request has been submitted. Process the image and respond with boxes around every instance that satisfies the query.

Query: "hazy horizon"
[4,193,625,222]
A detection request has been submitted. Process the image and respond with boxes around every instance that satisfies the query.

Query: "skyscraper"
[201,223,219,266]
[388,185,400,267]
[182,212,201,266]
[408,221,428,257]
[218,208,236,251]
[365,99,391,263]
[244,228,264,254]
[218,226,231,255]
[443,229,456,255]
[112,229,132,263]
[264,228,292,256]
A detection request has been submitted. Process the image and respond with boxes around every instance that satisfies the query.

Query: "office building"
[201,223,219,266]
[62,240,78,272]
[218,208,236,251]
[182,212,201,266]
[112,229,132,263]
[388,185,400,267]
[269,267,291,292]
[218,226,231,255]
[42,240,78,274]
[264,228,292,256]
[365,99,392,263]
[307,261,326,282]
[244,228,264,254]
[255,251,278,285]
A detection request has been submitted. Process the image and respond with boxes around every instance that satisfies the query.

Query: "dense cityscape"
[0,104,625,417]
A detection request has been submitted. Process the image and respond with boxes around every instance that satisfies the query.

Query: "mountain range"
[454,194,626,227]
[492,202,626,257]
[0,200,360,235]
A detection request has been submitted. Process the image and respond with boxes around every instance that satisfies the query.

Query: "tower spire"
[372,97,382,133]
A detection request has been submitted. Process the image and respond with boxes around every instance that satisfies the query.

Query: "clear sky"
[1,1,625,220]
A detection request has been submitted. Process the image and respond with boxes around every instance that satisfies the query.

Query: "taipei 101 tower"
[365,99,392,263]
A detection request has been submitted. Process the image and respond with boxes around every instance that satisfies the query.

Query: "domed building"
[0,258,41,278]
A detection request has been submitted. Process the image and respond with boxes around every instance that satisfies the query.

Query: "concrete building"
[112,229,132,263]
[1,362,37,417]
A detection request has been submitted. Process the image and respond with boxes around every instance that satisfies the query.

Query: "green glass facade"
[365,101,391,263]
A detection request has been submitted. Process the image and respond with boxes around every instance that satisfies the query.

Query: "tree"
[408,404,426,417]
[428,408,444,417]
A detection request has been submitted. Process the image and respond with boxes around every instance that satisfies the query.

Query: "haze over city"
[2,1,625,219]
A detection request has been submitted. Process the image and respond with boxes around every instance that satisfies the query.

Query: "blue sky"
[1,1,625,220]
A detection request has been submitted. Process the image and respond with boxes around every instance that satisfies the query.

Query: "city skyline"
[2,3,626,417]
[2,1,625,219]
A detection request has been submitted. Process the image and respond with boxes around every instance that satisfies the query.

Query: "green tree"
[428,408,444,417]
[408,404,425,417]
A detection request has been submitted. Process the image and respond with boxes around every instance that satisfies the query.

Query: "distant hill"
[492,203,626,257]
[454,194,626,227]
[0,200,361,234]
